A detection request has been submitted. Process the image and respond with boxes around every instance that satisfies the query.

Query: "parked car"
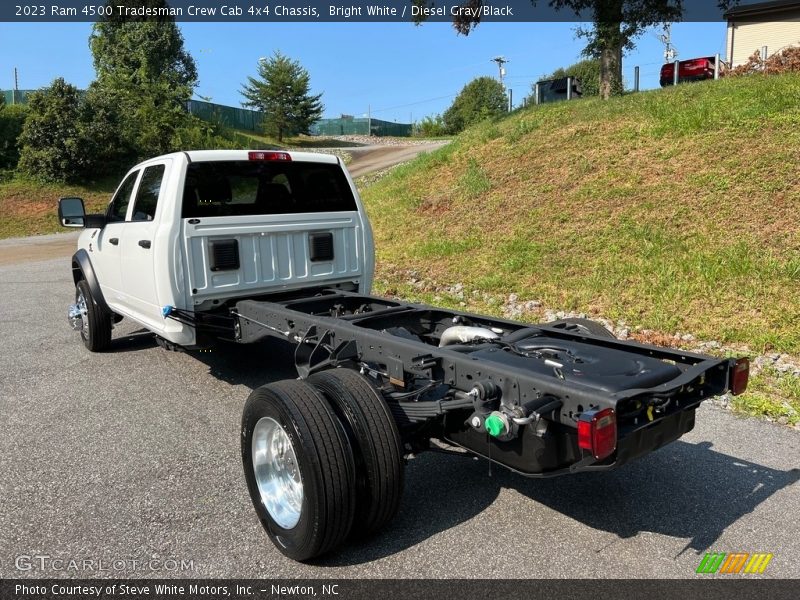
[660,56,725,87]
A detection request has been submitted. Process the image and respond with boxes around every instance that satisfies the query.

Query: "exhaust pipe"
[439,326,500,347]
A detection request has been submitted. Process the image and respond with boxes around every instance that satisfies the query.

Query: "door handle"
[109,238,119,245]
[138,240,152,249]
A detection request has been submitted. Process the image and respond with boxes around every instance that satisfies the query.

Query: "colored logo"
[696,552,773,574]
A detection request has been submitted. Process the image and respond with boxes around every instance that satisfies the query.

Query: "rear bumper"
[555,404,699,477]
[444,404,700,478]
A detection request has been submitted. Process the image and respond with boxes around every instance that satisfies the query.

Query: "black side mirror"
[58,197,86,228]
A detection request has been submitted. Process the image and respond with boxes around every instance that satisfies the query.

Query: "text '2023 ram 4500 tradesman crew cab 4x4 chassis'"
[58,149,749,561]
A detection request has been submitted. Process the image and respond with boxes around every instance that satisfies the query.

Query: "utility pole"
[491,56,508,89]
[13,67,19,105]
[658,23,678,64]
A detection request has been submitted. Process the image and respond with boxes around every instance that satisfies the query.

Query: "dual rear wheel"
[241,370,404,561]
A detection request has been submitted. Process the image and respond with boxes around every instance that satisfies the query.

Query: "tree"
[241,52,323,142]
[442,76,508,134]
[0,102,27,170]
[89,0,197,156]
[432,0,688,99]
[17,79,89,182]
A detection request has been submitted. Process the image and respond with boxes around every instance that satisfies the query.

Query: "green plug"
[485,413,506,437]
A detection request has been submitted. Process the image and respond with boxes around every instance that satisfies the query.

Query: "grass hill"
[362,74,800,359]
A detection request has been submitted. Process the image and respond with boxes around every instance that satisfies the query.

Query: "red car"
[660,56,724,87]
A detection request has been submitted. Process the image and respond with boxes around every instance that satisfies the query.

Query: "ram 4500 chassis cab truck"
[59,150,750,561]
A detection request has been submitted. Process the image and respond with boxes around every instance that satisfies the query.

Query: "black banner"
[1,0,740,23]
[2,579,800,600]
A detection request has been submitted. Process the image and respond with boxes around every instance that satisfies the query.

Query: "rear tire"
[308,368,404,539]
[76,280,112,352]
[549,317,616,339]
[241,380,356,561]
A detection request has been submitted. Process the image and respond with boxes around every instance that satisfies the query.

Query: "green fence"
[186,99,264,132]
[310,117,412,137]
[3,92,413,138]
[1,90,34,105]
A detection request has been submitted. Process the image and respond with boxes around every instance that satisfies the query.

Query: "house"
[725,0,800,67]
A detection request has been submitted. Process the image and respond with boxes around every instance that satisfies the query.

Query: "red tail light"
[248,151,291,162]
[730,357,749,396]
[684,59,707,71]
[577,407,617,460]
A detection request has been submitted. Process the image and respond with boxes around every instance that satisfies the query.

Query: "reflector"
[730,357,749,396]
[577,407,617,460]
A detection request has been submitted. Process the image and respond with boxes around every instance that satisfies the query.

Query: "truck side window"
[107,171,139,223]
[130,165,166,222]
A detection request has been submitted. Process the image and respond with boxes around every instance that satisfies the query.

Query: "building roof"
[724,0,800,19]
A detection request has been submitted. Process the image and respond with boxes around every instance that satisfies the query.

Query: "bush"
[17,79,91,182]
[442,77,508,134]
[730,45,800,76]
[415,115,448,137]
[0,104,28,170]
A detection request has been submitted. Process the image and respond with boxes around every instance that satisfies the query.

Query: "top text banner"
[3,1,735,23]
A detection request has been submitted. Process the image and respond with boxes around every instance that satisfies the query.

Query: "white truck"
[59,149,749,561]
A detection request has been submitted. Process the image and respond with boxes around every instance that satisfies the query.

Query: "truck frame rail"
[227,288,735,477]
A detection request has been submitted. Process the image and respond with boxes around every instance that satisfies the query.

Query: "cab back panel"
[184,214,363,301]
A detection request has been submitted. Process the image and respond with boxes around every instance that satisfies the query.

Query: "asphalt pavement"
[0,254,798,579]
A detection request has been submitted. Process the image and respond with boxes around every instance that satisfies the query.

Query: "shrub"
[0,103,28,170]
[17,79,90,182]
[730,45,800,77]
[415,115,448,137]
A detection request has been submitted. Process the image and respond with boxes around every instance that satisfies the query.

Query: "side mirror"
[58,197,86,228]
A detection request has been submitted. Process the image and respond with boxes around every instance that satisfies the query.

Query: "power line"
[369,92,460,114]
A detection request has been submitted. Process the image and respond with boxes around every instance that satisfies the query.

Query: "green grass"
[362,73,800,355]
[735,369,800,425]
[0,176,116,239]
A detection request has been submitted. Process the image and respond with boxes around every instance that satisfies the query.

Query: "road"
[345,143,447,178]
[0,142,447,267]
[0,140,798,579]
[0,255,798,579]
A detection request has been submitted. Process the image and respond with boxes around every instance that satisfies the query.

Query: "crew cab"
[59,150,373,350]
[59,150,749,562]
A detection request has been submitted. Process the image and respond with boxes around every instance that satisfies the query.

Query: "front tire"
[75,280,112,352]
[241,380,356,561]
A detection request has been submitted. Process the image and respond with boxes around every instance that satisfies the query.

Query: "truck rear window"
[182,161,357,218]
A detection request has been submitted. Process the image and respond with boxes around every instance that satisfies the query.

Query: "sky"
[0,20,729,123]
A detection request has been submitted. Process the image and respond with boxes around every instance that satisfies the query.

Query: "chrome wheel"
[73,288,89,337]
[252,417,303,529]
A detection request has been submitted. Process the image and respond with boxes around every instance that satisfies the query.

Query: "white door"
[92,170,140,308]
[119,162,169,327]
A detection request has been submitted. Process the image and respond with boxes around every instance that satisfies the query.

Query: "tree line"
[0,2,324,183]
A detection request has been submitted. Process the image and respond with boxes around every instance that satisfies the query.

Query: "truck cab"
[59,150,374,349]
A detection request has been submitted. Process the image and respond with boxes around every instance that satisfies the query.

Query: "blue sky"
[1,20,729,123]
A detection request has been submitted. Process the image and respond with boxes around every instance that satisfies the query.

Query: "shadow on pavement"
[322,440,799,565]
[189,337,299,388]
[174,337,800,564]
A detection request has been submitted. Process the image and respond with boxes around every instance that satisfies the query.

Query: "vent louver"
[309,232,334,262]
[209,239,240,271]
